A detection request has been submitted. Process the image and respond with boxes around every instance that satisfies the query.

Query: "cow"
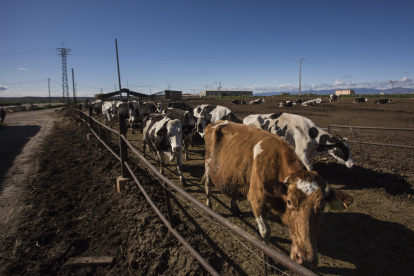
[138,101,160,132]
[123,101,140,134]
[231,100,246,105]
[203,121,353,269]
[162,108,196,160]
[243,113,355,170]
[301,98,322,106]
[279,101,293,107]
[375,99,391,104]
[101,101,118,127]
[193,104,242,138]
[249,98,265,105]
[353,97,368,103]
[89,100,103,120]
[329,95,340,103]
[142,113,186,186]
[168,102,193,112]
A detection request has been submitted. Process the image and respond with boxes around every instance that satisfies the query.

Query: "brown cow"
[203,120,353,269]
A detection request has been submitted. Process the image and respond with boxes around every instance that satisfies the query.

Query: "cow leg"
[143,141,147,158]
[230,199,241,217]
[296,148,313,171]
[157,151,165,174]
[255,213,274,274]
[204,157,212,208]
[175,152,186,187]
[184,138,190,161]
[130,121,135,134]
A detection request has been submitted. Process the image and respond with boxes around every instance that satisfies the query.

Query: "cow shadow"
[314,212,414,275]
[0,125,41,193]
[312,161,413,196]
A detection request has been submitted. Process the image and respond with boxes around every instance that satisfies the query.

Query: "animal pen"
[73,105,317,276]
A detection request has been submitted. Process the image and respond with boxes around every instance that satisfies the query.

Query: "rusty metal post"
[163,181,175,228]
[118,114,131,178]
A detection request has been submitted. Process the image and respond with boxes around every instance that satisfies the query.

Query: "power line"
[1,79,48,85]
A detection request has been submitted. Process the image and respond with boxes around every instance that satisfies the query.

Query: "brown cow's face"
[284,172,327,269]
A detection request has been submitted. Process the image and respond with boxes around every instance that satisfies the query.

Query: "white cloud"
[18,68,28,71]
[222,77,414,93]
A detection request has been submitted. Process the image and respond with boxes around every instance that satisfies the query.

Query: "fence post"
[118,113,131,178]
[163,181,175,228]
[88,106,94,130]
[328,125,331,134]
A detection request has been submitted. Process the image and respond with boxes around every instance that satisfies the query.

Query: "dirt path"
[0,108,60,265]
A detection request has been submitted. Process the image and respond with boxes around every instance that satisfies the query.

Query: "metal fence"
[73,106,317,276]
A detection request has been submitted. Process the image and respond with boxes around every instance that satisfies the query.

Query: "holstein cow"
[231,100,247,105]
[101,101,118,127]
[249,98,265,105]
[279,101,294,107]
[89,100,103,120]
[243,113,355,170]
[329,95,340,103]
[375,99,391,104]
[193,104,242,138]
[301,98,322,106]
[142,113,186,186]
[163,108,196,160]
[353,97,368,103]
[203,121,353,269]
[138,101,160,132]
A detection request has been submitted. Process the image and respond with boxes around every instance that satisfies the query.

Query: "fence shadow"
[0,125,41,193]
[315,212,414,275]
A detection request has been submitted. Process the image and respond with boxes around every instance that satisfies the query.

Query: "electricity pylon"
[57,46,71,105]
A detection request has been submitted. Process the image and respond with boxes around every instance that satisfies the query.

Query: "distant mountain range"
[254,87,414,96]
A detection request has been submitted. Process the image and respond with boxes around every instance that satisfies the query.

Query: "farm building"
[200,90,253,97]
[335,89,355,95]
[164,90,182,100]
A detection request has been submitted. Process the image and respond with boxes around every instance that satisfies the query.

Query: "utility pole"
[115,39,123,101]
[390,80,395,95]
[71,68,77,105]
[48,78,51,105]
[296,58,306,96]
[56,46,71,105]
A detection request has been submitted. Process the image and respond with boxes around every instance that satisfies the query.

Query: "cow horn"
[323,181,331,197]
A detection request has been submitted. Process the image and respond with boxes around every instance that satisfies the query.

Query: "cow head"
[281,171,353,269]
[317,134,354,168]
[156,119,183,161]
[196,116,207,138]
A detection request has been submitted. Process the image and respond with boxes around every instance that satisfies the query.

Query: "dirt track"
[1,97,414,275]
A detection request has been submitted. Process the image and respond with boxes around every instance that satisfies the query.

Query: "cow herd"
[86,96,392,271]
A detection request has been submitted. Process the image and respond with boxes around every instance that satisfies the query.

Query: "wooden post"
[163,181,175,228]
[118,113,131,178]
[88,106,94,130]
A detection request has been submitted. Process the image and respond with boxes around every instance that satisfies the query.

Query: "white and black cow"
[231,100,246,105]
[162,108,196,160]
[102,101,118,127]
[138,101,160,132]
[329,95,340,103]
[301,98,322,106]
[243,113,355,170]
[249,98,265,105]
[353,97,368,103]
[193,104,242,138]
[375,99,391,104]
[89,100,103,120]
[279,101,294,107]
[142,113,186,186]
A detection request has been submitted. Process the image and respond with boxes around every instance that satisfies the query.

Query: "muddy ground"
[1,96,414,275]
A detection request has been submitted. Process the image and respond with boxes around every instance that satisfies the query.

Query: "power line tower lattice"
[56,46,71,105]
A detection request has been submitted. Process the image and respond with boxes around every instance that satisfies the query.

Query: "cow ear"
[157,127,167,136]
[325,190,353,211]
[336,134,342,140]
[261,121,271,132]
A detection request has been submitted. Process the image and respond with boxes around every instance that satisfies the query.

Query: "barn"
[200,90,253,97]
[335,89,355,95]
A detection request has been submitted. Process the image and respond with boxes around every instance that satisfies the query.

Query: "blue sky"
[1,0,413,97]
